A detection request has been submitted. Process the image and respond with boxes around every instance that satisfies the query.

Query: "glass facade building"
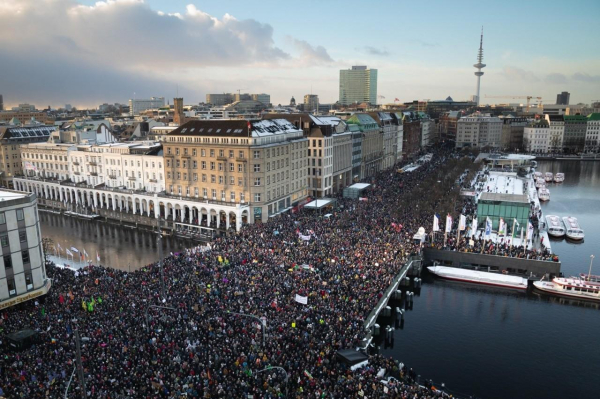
[477,192,529,234]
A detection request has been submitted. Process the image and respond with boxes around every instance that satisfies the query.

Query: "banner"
[485,217,492,238]
[472,217,478,233]
[527,222,534,241]
[445,215,453,233]
[433,214,440,232]
[294,294,308,305]
[298,233,311,241]
[459,214,467,231]
[96,251,101,262]
[498,218,506,236]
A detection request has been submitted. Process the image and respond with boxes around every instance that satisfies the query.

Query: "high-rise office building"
[304,95,319,112]
[0,95,3,111]
[556,91,570,105]
[128,97,165,116]
[339,66,378,106]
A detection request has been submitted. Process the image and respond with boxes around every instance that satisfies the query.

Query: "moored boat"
[544,172,553,182]
[553,172,564,183]
[534,171,543,180]
[562,216,584,240]
[545,215,565,237]
[427,265,528,290]
[534,277,600,301]
[538,187,550,202]
[535,178,546,189]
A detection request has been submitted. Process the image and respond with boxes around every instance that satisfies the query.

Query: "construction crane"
[484,95,543,112]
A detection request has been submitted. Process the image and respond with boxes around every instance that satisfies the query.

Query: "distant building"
[585,113,600,153]
[0,110,50,125]
[523,121,550,153]
[438,111,461,141]
[173,97,184,126]
[289,96,296,107]
[562,115,587,153]
[404,98,476,120]
[500,116,528,151]
[545,115,565,153]
[346,113,382,179]
[206,94,234,106]
[556,91,570,105]
[542,104,568,116]
[0,95,3,111]
[455,114,502,148]
[0,189,50,310]
[304,95,319,112]
[12,104,36,112]
[206,93,271,107]
[128,97,165,116]
[65,104,72,111]
[250,94,271,107]
[401,112,422,159]
[339,66,378,106]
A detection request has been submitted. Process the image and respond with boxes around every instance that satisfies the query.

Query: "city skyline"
[1,0,599,109]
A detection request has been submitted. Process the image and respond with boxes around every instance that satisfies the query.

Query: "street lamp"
[64,330,90,398]
[255,366,289,397]
[588,254,595,281]
[226,311,266,348]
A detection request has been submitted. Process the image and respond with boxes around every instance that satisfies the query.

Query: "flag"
[304,370,314,380]
[394,98,400,102]
[485,217,492,238]
[66,249,73,257]
[445,214,453,233]
[57,243,63,251]
[83,249,89,258]
[498,218,506,236]
[294,294,308,305]
[96,251,101,262]
[70,247,79,253]
[472,217,478,233]
[459,214,467,231]
[433,214,440,232]
[527,221,534,241]
[512,219,519,238]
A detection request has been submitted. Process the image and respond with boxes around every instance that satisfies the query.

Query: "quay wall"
[423,248,561,277]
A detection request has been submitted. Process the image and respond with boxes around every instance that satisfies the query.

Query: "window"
[219,150,225,157]
[238,151,244,159]
[254,193,261,202]
[201,161,206,169]
[176,148,180,155]
[201,149,206,157]
[254,164,261,172]
[230,176,235,185]
[211,175,216,183]
[211,189,217,199]
[7,278,15,296]
[193,173,198,181]
[1,235,8,247]
[238,164,243,172]
[253,150,260,159]
[193,161,197,169]
[238,177,243,186]
[16,209,24,221]
[25,273,33,289]
[202,174,207,182]
[229,150,234,158]
[210,162,215,170]
[219,176,224,184]
[210,150,215,157]
[254,177,261,186]
[0,212,5,224]
[229,163,235,172]
[267,163,270,172]
[19,231,27,242]
[3,254,12,269]
[240,192,245,202]
[195,187,199,196]
[218,163,223,171]
[203,188,207,197]
[22,250,30,264]
[221,190,226,200]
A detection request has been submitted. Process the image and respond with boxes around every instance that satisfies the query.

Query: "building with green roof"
[563,115,587,153]
[346,113,382,179]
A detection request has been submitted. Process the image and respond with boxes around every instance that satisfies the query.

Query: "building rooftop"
[169,119,302,138]
[479,192,529,204]
[0,189,28,201]
[478,171,529,204]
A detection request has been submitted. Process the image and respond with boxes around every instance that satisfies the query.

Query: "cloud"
[572,72,600,83]
[545,73,568,84]
[287,37,335,65]
[361,46,390,56]
[502,66,539,82]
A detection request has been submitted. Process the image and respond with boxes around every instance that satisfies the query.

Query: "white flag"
[83,249,89,258]
[66,249,73,256]
[294,294,308,305]
[485,217,492,238]
[445,215,453,233]
[459,214,467,231]
[527,222,534,241]
[472,217,478,233]
[433,214,440,232]
[514,218,520,228]
[70,247,79,253]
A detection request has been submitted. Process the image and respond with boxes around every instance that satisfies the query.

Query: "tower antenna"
[473,26,486,106]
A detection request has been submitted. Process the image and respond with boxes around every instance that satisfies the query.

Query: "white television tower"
[473,27,486,106]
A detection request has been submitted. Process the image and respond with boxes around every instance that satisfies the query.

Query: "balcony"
[217,156,227,161]
[89,161,97,166]
[74,172,80,175]
[72,161,80,166]
[236,157,247,162]
[149,179,158,183]
[108,175,117,179]
[90,172,98,176]
[128,176,136,181]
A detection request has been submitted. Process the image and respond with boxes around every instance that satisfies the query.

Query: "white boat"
[562,216,584,240]
[544,172,553,182]
[553,172,564,183]
[535,178,546,189]
[545,215,565,237]
[538,187,550,202]
[427,265,528,290]
[534,171,543,180]
[534,277,600,302]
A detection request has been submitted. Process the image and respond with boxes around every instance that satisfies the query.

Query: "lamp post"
[67,330,90,398]
[255,366,289,397]
[588,254,595,281]
[227,311,266,348]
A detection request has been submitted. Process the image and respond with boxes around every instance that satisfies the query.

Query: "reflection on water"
[39,212,195,271]
[383,160,600,399]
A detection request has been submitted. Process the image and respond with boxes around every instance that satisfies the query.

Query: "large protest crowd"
[0,145,465,399]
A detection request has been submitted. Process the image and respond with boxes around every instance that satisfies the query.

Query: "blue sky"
[2,0,599,108]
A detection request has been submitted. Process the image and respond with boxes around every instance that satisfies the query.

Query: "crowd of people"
[0,145,467,398]
[433,236,558,261]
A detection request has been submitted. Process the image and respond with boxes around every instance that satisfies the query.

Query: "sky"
[1,0,599,109]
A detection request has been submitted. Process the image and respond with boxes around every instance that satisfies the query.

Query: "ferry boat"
[533,277,600,302]
[562,216,584,240]
[579,273,600,283]
[427,265,528,290]
[538,187,550,202]
[545,215,565,237]
[544,172,554,182]
[553,172,564,183]
[535,178,546,189]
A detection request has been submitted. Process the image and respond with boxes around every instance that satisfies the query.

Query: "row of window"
[3,250,30,268]
[0,210,24,224]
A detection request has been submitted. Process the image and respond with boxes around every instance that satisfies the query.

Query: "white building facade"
[0,190,49,310]
[523,125,550,153]
[585,114,600,153]
[456,114,502,148]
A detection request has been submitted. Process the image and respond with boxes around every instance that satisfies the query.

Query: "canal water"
[383,160,600,399]
[39,213,196,271]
